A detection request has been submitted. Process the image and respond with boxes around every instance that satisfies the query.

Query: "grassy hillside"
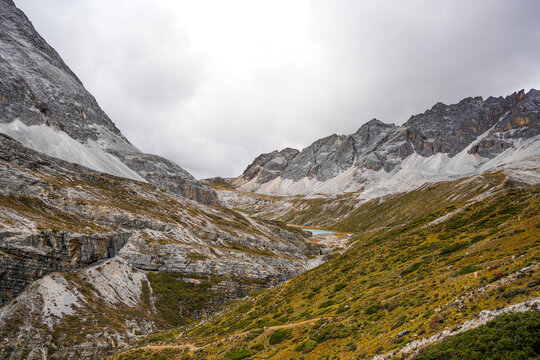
[112,175,540,359]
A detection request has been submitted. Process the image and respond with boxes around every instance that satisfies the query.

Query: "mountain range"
[228,89,539,197]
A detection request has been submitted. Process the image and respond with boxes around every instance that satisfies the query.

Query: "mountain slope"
[0,134,320,359]
[113,172,540,359]
[231,89,539,197]
[0,0,218,205]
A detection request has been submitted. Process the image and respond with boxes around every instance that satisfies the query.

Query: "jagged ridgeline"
[227,89,539,197]
[0,0,539,359]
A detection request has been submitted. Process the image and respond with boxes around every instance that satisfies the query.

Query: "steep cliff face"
[0,0,218,205]
[233,89,539,196]
[0,229,130,305]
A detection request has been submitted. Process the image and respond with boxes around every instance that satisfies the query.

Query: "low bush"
[227,349,252,360]
[269,329,292,345]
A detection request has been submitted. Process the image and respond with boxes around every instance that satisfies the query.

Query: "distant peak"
[432,101,447,109]
[281,147,300,155]
[366,118,383,125]
[526,88,539,97]
[355,119,395,134]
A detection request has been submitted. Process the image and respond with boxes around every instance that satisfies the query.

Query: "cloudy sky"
[15,0,540,178]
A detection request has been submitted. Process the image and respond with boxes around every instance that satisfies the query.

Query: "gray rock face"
[110,150,219,206]
[0,0,122,142]
[238,90,539,188]
[470,89,540,158]
[404,90,528,157]
[0,134,317,304]
[0,229,130,306]
[242,148,300,184]
[0,0,219,205]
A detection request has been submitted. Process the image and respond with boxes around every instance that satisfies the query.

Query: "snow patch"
[0,120,145,182]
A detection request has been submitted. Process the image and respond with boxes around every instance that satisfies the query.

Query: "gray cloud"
[15,0,540,178]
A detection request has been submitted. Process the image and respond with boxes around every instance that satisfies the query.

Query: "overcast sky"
[15,0,540,178]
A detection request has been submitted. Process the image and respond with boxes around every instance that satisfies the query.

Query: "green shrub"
[439,242,469,255]
[250,343,264,351]
[446,217,468,230]
[295,339,317,353]
[310,324,356,343]
[333,283,347,292]
[227,349,252,360]
[453,264,482,277]
[365,304,380,315]
[318,300,334,309]
[400,261,427,276]
[269,329,292,345]
[470,234,487,243]
[415,311,540,360]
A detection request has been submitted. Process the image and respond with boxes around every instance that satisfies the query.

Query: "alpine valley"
[0,1,538,360]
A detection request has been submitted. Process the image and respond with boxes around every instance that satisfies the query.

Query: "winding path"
[117,316,330,356]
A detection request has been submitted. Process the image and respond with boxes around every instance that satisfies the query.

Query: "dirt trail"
[140,344,197,351]
[118,317,329,356]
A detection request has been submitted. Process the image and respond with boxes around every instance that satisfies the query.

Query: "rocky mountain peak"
[0,0,219,205]
[359,118,393,128]
[241,147,300,184]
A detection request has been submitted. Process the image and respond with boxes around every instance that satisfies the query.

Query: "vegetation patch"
[226,348,252,360]
[147,272,218,326]
[268,329,292,345]
[415,311,540,360]
[453,264,482,277]
[115,179,540,360]
[295,339,317,353]
[439,241,470,255]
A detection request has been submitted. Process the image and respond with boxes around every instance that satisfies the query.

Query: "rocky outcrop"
[110,150,219,206]
[0,0,218,205]
[0,258,157,360]
[470,89,539,158]
[242,148,300,184]
[0,230,130,305]
[0,257,280,360]
[233,89,539,195]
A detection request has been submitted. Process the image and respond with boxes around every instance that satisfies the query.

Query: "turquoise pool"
[302,228,333,235]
